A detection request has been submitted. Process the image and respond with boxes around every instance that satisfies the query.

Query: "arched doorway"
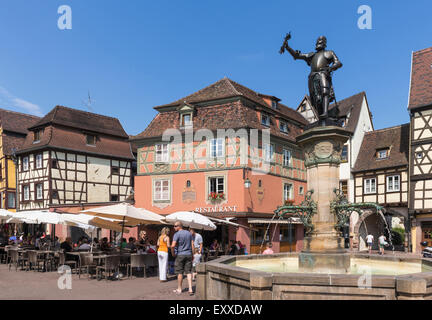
[352,208,408,252]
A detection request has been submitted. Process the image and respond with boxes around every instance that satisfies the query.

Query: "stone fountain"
[195,34,432,300]
[295,125,351,273]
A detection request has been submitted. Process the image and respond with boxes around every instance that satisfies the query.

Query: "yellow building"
[0,109,39,211]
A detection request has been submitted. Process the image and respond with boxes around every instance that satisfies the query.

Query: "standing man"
[190,228,203,255]
[366,233,374,254]
[378,233,387,255]
[171,221,195,295]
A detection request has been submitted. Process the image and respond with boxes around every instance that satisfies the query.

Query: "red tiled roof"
[0,108,40,155]
[0,108,40,135]
[329,92,368,132]
[353,124,409,172]
[18,125,134,160]
[29,106,129,138]
[408,47,432,110]
[132,78,307,142]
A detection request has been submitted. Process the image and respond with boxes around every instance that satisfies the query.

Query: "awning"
[248,218,302,225]
[208,217,256,230]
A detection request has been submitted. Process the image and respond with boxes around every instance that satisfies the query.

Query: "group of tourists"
[155,222,203,295]
[366,233,389,255]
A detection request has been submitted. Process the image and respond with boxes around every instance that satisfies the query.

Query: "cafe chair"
[127,254,146,278]
[57,251,78,274]
[78,253,97,279]
[96,255,121,281]
[27,250,45,272]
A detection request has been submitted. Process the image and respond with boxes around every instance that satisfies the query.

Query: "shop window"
[251,226,269,245]
[279,225,296,242]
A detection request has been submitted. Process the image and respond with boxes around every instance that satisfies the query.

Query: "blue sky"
[0,0,430,134]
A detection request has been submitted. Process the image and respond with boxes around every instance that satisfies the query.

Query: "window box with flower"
[208,192,225,202]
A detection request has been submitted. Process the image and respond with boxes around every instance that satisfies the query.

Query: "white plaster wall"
[87,183,110,202]
[343,97,373,203]
[87,157,111,183]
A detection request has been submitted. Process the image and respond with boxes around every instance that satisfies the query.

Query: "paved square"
[0,264,196,300]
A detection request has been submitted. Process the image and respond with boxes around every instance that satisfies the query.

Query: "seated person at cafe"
[78,238,91,251]
[210,239,219,251]
[60,237,73,253]
[136,230,148,254]
[228,240,238,255]
[120,238,128,249]
[146,240,157,253]
[126,237,136,250]
[100,237,110,251]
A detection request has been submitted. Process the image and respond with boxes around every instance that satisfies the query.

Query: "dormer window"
[86,134,97,146]
[280,121,289,133]
[261,114,270,127]
[300,104,306,112]
[271,101,278,110]
[181,113,192,127]
[33,129,43,143]
[377,148,389,159]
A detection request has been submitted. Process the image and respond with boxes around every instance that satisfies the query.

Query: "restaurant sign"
[195,205,238,213]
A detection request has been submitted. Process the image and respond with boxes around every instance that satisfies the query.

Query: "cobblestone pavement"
[0,264,197,300]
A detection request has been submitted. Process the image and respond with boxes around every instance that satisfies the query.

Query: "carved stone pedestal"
[296,126,351,273]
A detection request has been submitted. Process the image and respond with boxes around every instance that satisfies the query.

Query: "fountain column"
[296,126,352,273]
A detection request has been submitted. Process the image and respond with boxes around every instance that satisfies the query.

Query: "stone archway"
[351,208,409,251]
[351,209,375,251]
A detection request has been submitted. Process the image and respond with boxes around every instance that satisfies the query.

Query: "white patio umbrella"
[0,208,11,219]
[61,213,128,233]
[165,211,217,231]
[13,210,65,225]
[80,203,165,226]
[80,203,165,248]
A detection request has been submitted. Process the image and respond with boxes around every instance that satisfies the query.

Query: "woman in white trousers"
[157,227,170,282]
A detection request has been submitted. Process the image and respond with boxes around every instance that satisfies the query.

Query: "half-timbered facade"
[408,46,432,253]
[16,106,134,211]
[131,78,308,254]
[297,92,374,203]
[351,124,410,250]
[0,109,39,211]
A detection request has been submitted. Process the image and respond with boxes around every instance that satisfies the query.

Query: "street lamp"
[244,178,251,189]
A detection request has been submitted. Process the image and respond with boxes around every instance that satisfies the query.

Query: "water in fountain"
[377,209,395,254]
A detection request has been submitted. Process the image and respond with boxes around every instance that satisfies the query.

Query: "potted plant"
[284,199,295,206]
[208,192,225,202]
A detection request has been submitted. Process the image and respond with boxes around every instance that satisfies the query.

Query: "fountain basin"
[196,253,432,300]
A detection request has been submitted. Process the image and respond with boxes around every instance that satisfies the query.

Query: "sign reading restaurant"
[195,205,238,213]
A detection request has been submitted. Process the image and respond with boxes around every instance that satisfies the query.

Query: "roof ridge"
[413,46,432,55]
[180,78,230,104]
[0,108,40,118]
[53,105,120,121]
[225,78,242,96]
[365,123,409,134]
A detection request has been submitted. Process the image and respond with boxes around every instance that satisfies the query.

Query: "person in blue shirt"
[171,221,195,295]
